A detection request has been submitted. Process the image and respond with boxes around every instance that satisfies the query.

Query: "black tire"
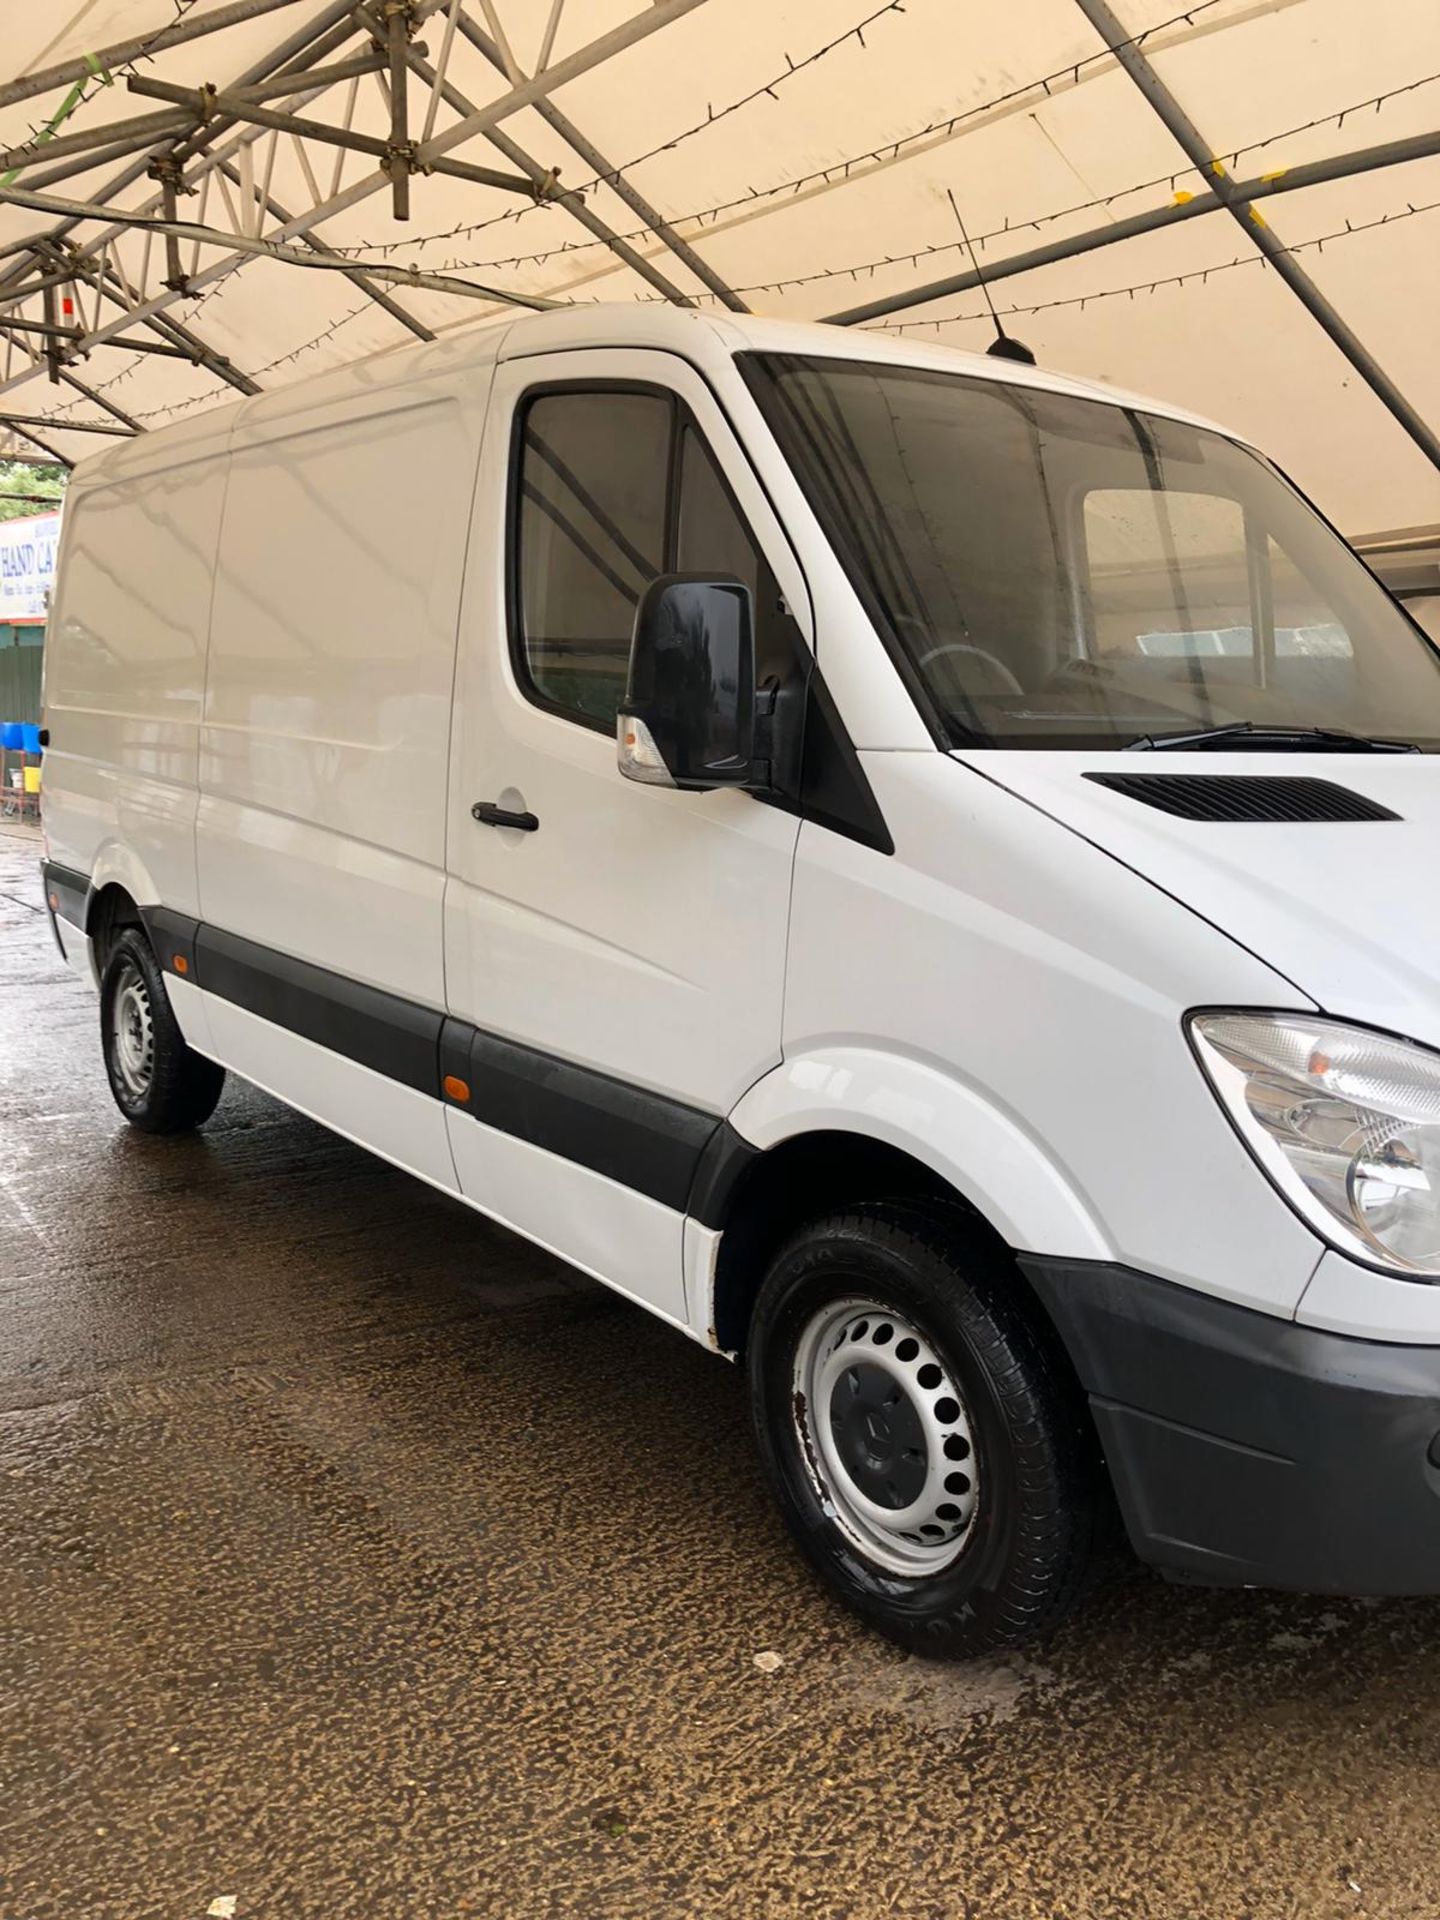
[746,1202,1100,1657]
[99,927,225,1134]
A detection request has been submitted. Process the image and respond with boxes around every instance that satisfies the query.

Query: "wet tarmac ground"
[2,820,1439,1920]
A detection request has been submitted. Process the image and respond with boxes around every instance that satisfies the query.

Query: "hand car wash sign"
[0,510,60,621]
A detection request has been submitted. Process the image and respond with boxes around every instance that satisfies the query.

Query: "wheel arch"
[83,843,162,973]
[709,1130,965,1356]
[87,883,144,976]
[709,1046,1115,1358]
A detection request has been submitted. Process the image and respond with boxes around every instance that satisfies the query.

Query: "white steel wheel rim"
[792,1295,979,1578]
[112,962,155,1099]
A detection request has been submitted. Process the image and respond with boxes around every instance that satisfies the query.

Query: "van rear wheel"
[100,928,225,1133]
[746,1203,1100,1657]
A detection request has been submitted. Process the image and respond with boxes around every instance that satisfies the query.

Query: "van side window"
[675,426,790,691]
[515,390,671,727]
[677,425,758,596]
[512,388,786,730]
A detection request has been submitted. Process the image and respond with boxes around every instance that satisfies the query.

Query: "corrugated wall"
[0,641,42,725]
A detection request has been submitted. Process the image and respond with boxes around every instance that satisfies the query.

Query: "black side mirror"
[618,574,760,790]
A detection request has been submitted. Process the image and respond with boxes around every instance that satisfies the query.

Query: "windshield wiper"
[1124,721,1422,754]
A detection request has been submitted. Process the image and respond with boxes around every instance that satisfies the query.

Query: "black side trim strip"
[439,1015,472,1097]
[140,905,200,980]
[195,924,443,1096]
[152,914,733,1212]
[455,1021,721,1212]
[43,898,67,963]
[40,859,88,930]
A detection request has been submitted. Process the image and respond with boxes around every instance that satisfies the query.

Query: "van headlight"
[1190,1012,1440,1278]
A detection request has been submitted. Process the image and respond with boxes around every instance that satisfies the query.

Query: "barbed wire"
[329,0,1235,260]
[388,69,1438,284]
[16,272,237,421]
[2,0,222,413]
[1,0,1342,404]
[15,0,1434,432]
[5,0,907,408]
[9,0,206,158]
[124,298,380,422]
[118,191,1440,432]
[307,64,1440,301]
[652,75,1440,302]
[571,0,910,200]
[866,197,1440,334]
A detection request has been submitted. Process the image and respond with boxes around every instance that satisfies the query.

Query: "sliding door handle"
[472,800,539,832]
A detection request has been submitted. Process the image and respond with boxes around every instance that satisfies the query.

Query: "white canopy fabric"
[0,0,1436,538]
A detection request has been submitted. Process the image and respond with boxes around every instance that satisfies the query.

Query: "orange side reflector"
[443,1074,471,1104]
[173,954,189,976]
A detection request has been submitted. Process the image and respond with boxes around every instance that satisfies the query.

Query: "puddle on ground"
[835,1648,1062,1731]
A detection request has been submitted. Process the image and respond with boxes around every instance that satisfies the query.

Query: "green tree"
[0,459,66,523]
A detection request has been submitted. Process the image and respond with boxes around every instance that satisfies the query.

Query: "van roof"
[70,299,1241,487]
[495,303,1239,442]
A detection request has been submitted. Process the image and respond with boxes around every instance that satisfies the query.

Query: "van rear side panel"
[198,384,485,1009]
[42,418,232,915]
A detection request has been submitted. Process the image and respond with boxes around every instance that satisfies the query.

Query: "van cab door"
[443,348,811,1324]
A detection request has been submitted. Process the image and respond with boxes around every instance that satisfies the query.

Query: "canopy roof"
[1,0,1436,538]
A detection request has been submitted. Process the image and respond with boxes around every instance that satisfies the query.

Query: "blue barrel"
[1,722,24,751]
[20,723,42,754]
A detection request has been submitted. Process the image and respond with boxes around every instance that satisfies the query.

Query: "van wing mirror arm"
[752,677,805,799]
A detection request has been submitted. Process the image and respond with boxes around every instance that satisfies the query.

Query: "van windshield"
[741,352,1440,751]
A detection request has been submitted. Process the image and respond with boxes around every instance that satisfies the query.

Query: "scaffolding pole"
[825,127,1440,325]
[0,411,131,436]
[211,161,436,342]
[385,1,413,220]
[0,2,414,399]
[391,29,696,308]
[0,0,712,406]
[0,0,371,286]
[0,422,72,466]
[0,0,314,112]
[452,10,749,312]
[59,246,264,394]
[125,72,541,197]
[1069,0,1440,475]
[0,318,192,359]
[59,369,144,432]
[0,183,569,309]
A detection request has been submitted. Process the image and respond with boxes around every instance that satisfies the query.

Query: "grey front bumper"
[1022,1255,1440,1594]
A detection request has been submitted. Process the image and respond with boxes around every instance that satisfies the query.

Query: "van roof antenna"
[945,187,1037,367]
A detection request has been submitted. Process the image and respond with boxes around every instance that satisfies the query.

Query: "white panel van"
[40,305,1440,1655]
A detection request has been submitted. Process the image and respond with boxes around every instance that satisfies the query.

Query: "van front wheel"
[747,1204,1099,1657]
[100,929,225,1133]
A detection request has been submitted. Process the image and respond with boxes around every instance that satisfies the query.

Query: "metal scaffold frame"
[0,0,728,450]
[0,0,1434,468]
[1065,0,1440,476]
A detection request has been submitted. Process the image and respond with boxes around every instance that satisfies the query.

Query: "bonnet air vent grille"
[1083,772,1401,823]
